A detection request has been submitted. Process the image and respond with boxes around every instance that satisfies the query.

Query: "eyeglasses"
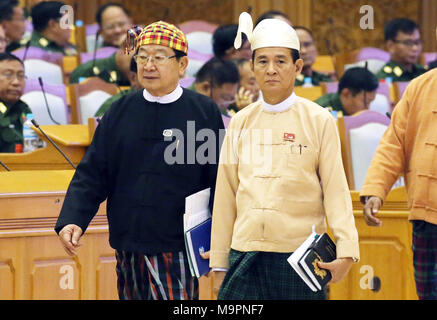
[134,54,177,66]
[0,72,27,82]
[393,39,422,47]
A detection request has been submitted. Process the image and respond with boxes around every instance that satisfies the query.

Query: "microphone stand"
[31,119,77,169]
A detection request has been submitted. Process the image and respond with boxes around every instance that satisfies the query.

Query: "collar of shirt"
[262,92,297,113]
[142,85,183,104]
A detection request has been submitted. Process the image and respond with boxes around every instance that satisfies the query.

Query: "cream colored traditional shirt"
[210,92,360,269]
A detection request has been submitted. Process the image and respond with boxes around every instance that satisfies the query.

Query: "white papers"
[183,188,211,232]
[287,225,319,292]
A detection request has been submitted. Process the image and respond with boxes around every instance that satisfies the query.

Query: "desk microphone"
[91,32,100,74]
[30,119,77,170]
[0,159,10,171]
[22,40,31,61]
[38,77,61,125]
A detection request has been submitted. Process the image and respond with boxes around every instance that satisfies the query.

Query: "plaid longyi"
[218,249,326,300]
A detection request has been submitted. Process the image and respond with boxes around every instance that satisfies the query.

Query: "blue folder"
[185,218,211,278]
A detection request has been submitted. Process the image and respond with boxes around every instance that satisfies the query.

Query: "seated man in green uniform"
[376,18,426,81]
[191,57,239,126]
[0,0,27,53]
[69,48,133,86]
[28,1,77,56]
[315,67,378,116]
[96,2,132,49]
[94,57,141,117]
[294,26,333,86]
[0,52,32,153]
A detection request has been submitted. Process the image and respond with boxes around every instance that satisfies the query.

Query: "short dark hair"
[0,0,19,22]
[255,10,290,26]
[31,1,65,32]
[96,2,130,27]
[212,24,247,59]
[129,57,137,73]
[0,52,24,66]
[252,48,300,64]
[338,67,378,95]
[384,18,419,41]
[195,57,239,88]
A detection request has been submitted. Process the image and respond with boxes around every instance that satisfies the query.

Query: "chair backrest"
[21,78,69,125]
[422,52,437,66]
[180,76,195,88]
[80,46,118,63]
[294,86,324,101]
[69,77,119,124]
[393,81,410,103]
[335,47,390,77]
[345,59,386,75]
[179,20,217,77]
[178,20,218,35]
[312,55,335,73]
[85,23,104,52]
[320,81,338,94]
[369,93,390,116]
[13,46,64,85]
[337,110,390,190]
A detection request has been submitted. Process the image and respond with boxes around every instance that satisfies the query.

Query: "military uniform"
[94,88,134,117]
[69,53,129,86]
[0,100,32,153]
[29,31,78,56]
[314,92,348,115]
[295,71,333,86]
[376,60,427,82]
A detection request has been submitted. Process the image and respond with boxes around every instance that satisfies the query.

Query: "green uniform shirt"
[69,53,129,86]
[0,100,32,153]
[295,70,333,86]
[94,88,134,117]
[29,31,78,56]
[314,92,348,115]
[375,60,427,82]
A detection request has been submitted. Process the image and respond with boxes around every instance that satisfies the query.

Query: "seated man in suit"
[191,57,239,127]
[0,0,27,53]
[294,26,334,86]
[94,57,142,117]
[0,52,32,153]
[69,48,133,86]
[376,18,426,81]
[316,67,378,116]
[96,2,132,49]
[28,1,77,56]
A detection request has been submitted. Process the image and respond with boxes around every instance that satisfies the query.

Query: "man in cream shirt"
[209,12,359,300]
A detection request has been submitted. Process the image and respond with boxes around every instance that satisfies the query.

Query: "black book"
[298,233,336,291]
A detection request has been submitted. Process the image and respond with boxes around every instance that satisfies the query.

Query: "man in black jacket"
[54,21,224,300]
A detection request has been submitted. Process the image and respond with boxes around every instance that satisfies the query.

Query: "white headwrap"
[234,12,300,51]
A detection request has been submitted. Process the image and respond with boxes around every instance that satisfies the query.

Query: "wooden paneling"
[0,170,117,300]
[329,188,417,300]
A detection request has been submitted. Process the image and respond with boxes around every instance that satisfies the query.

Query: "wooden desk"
[0,125,90,171]
[0,170,117,300]
[329,187,417,300]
